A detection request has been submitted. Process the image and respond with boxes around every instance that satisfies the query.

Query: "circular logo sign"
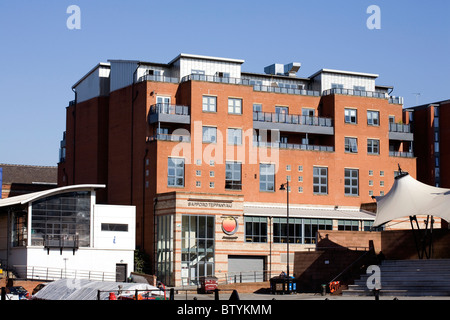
[222,216,238,235]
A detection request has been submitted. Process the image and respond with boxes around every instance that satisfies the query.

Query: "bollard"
[214,288,220,301]
[1,287,5,301]
[373,288,380,300]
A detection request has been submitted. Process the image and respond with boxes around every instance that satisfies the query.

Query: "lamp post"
[279,181,290,293]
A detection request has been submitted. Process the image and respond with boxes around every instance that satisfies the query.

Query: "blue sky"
[0,0,449,166]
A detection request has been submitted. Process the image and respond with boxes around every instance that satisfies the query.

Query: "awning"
[244,204,375,220]
[373,173,450,227]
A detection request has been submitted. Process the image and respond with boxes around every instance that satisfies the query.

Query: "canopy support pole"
[409,215,434,259]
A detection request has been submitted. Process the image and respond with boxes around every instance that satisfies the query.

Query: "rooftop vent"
[264,62,301,77]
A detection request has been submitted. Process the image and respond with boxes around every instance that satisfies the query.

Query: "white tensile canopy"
[373,173,450,227]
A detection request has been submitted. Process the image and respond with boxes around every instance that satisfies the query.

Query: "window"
[202,126,217,143]
[196,170,201,176]
[313,167,328,195]
[202,96,217,112]
[192,69,205,75]
[209,182,215,188]
[260,163,275,192]
[181,215,215,286]
[228,128,242,145]
[273,218,332,244]
[298,165,303,172]
[369,170,373,176]
[273,218,301,244]
[354,86,366,91]
[345,169,359,196]
[286,165,291,171]
[31,191,91,247]
[101,223,128,232]
[245,217,267,242]
[367,111,380,126]
[253,104,262,113]
[209,171,214,177]
[338,220,359,231]
[332,83,344,89]
[367,139,380,155]
[156,96,171,105]
[344,109,357,124]
[298,176,303,182]
[168,157,184,187]
[345,137,358,153]
[298,186,303,193]
[228,98,242,114]
[196,181,201,187]
[226,161,242,190]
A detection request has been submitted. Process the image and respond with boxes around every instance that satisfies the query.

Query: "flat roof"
[309,68,379,79]
[168,53,245,65]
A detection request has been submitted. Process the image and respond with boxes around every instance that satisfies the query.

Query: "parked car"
[32,283,47,296]
[6,286,29,300]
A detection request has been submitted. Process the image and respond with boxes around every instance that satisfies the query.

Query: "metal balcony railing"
[389,151,414,158]
[253,112,333,127]
[149,103,189,115]
[253,85,320,97]
[253,141,334,152]
[148,134,191,143]
[323,88,404,104]
[389,123,411,133]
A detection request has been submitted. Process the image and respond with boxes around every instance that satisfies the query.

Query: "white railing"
[13,265,116,282]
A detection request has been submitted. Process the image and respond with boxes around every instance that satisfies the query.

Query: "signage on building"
[221,216,238,235]
[187,198,233,208]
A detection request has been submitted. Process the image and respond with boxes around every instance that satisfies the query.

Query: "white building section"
[0,185,136,282]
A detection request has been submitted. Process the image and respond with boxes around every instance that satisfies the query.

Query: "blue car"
[6,286,29,300]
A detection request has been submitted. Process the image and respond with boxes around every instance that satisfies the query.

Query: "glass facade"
[31,191,91,247]
[181,215,215,285]
[273,218,332,244]
[156,215,174,286]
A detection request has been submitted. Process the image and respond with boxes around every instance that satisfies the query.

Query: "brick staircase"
[343,259,450,297]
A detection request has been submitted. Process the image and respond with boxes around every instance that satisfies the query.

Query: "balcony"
[148,133,191,143]
[252,84,320,97]
[389,151,414,158]
[181,74,320,97]
[389,123,413,141]
[253,112,334,135]
[323,88,403,104]
[148,103,190,124]
[138,74,179,84]
[253,141,334,152]
[181,74,250,85]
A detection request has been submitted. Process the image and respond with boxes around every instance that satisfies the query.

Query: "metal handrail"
[253,111,333,127]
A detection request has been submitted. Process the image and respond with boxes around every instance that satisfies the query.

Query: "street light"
[279,181,290,293]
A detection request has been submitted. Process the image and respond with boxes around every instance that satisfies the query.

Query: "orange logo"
[222,216,238,235]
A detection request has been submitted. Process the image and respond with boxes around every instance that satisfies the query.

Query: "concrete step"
[341,259,450,297]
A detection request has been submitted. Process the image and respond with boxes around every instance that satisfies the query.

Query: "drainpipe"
[142,148,148,250]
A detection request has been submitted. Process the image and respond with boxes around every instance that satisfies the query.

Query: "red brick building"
[58,53,416,286]
[1,164,57,199]
[405,100,450,188]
